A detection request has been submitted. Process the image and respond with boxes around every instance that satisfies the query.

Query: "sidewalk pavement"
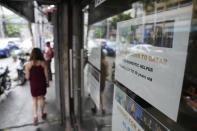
[0,75,65,131]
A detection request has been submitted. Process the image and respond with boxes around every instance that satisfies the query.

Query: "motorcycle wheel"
[0,86,4,95]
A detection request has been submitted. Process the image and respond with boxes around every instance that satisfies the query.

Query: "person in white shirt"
[44,42,52,81]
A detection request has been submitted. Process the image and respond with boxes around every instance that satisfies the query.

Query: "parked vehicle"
[0,40,19,58]
[16,56,27,85]
[101,40,116,56]
[0,66,11,95]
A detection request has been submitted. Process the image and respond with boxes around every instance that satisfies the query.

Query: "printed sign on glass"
[87,64,101,109]
[112,85,169,131]
[115,5,193,121]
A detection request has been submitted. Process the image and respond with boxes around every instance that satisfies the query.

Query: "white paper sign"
[88,39,101,70]
[84,64,90,97]
[115,5,193,121]
[87,64,100,109]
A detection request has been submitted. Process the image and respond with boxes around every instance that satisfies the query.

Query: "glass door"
[80,0,197,131]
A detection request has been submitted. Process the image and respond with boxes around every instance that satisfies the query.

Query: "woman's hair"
[30,48,44,63]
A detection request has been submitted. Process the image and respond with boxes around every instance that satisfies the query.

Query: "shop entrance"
[73,0,197,131]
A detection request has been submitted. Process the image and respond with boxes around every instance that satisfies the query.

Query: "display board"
[112,85,169,131]
[84,64,90,97]
[87,64,101,109]
[88,39,101,70]
[115,5,193,121]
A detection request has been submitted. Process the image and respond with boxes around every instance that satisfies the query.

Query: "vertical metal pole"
[0,6,5,38]
[69,49,73,98]
[80,49,84,123]
[106,19,109,39]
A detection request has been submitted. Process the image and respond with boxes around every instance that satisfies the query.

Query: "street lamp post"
[0,6,5,38]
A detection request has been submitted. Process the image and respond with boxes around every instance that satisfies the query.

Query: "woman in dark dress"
[100,52,109,113]
[25,48,49,125]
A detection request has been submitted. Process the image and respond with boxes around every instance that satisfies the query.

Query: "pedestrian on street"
[44,42,53,81]
[25,48,49,125]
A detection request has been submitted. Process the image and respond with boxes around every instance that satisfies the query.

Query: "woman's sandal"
[102,108,106,115]
[33,116,38,125]
[42,113,47,120]
[91,107,97,114]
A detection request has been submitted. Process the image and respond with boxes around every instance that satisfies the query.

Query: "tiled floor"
[80,81,114,131]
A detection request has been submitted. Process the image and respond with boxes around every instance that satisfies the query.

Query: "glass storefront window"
[82,0,197,130]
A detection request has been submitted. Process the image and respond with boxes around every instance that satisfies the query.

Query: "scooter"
[16,57,27,85]
[0,66,11,95]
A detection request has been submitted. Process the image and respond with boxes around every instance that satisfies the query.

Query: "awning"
[0,0,59,23]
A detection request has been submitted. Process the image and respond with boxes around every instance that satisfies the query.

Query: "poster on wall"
[112,85,169,131]
[115,5,193,121]
[87,64,101,109]
[88,39,101,70]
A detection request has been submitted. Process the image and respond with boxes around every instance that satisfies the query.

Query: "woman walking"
[25,48,49,125]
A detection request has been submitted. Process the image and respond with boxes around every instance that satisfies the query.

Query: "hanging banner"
[112,85,169,131]
[115,5,193,121]
[87,64,100,109]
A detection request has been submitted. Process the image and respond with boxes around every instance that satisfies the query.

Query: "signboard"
[88,39,101,70]
[95,0,107,7]
[84,64,90,97]
[115,5,193,121]
[112,85,169,131]
[87,64,101,109]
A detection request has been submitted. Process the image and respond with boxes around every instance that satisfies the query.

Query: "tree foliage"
[4,15,21,37]
[93,26,105,38]
[6,23,20,37]
[109,13,132,30]
[91,21,106,38]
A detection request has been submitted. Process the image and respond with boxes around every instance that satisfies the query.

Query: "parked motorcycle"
[16,57,27,85]
[0,66,11,95]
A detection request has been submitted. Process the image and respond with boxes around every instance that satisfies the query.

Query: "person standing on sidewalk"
[44,42,53,81]
[25,48,49,125]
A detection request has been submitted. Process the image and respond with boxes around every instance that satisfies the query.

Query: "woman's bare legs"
[38,96,45,116]
[100,91,106,113]
[33,97,38,117]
